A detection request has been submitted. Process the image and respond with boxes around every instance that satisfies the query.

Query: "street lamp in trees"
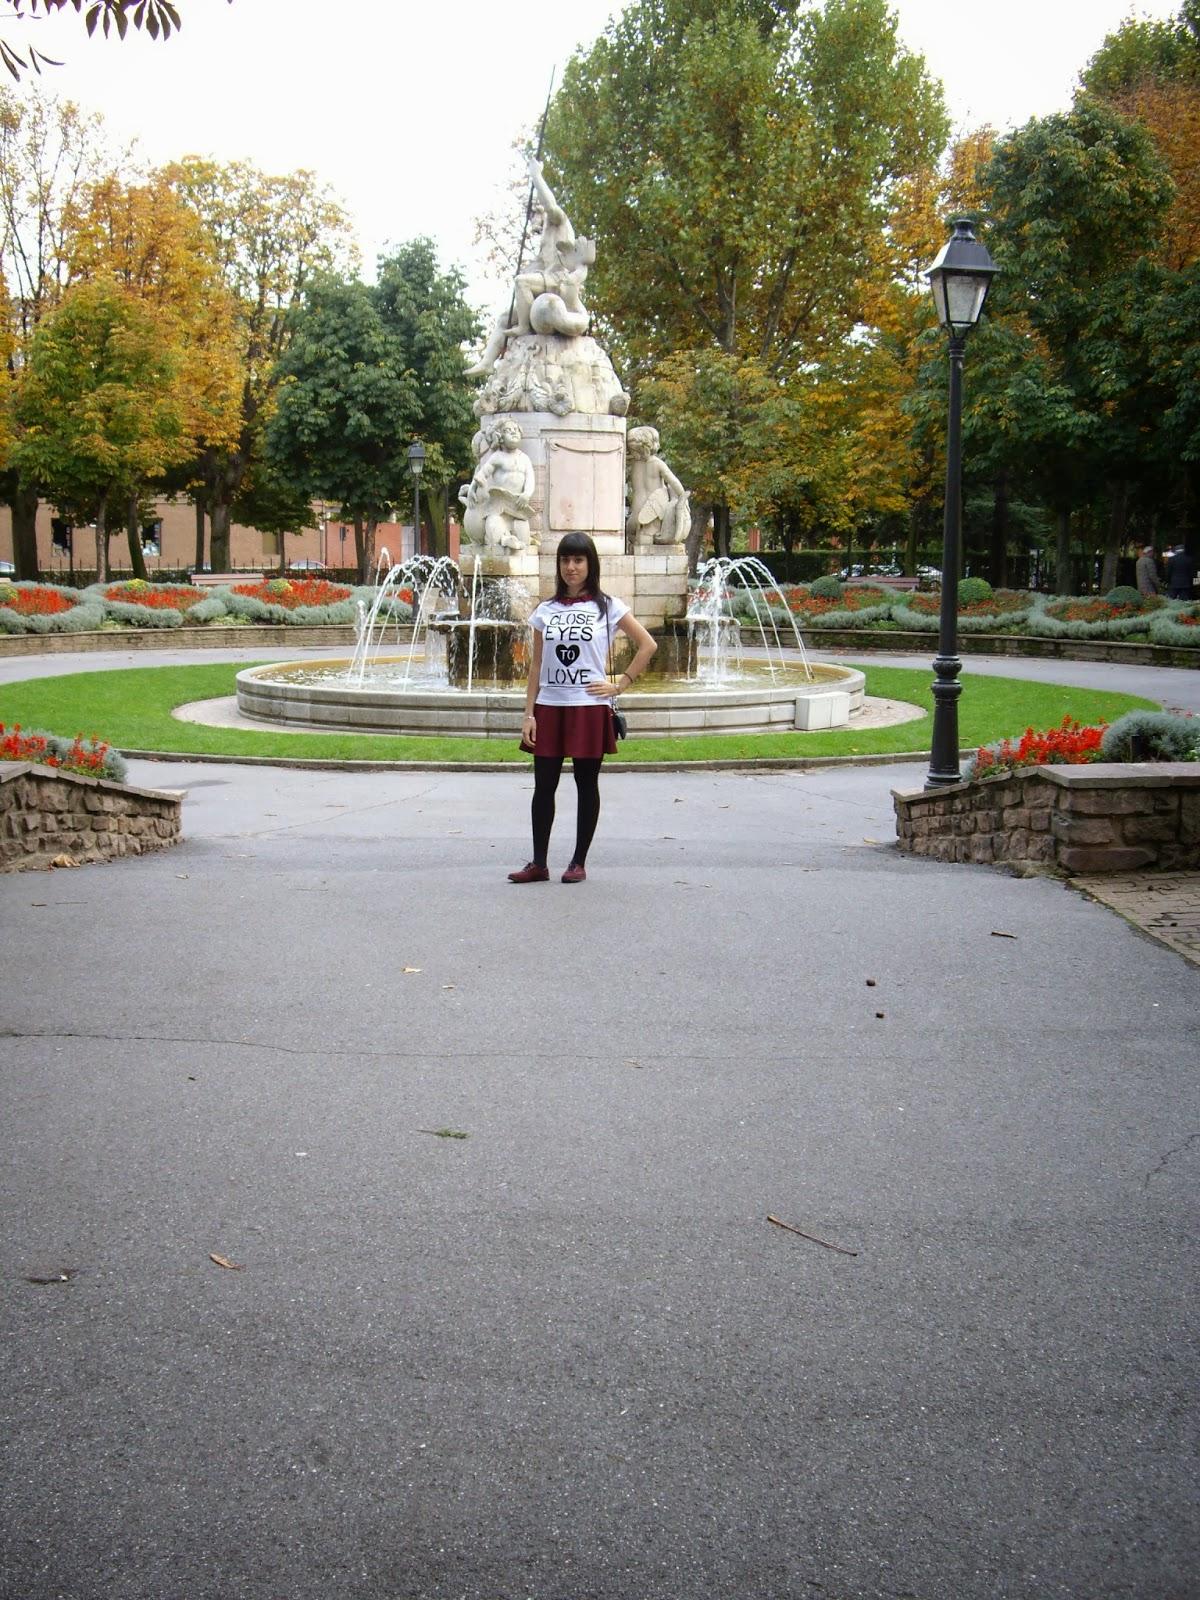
[407,441,426,559]
[924,217,1000,790]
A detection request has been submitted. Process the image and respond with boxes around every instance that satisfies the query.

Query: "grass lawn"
[0,662,1160,766]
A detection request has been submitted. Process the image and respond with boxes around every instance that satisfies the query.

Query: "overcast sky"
[18,0,1183,310]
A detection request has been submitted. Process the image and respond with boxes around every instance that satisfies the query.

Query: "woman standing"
[510,532,658,883]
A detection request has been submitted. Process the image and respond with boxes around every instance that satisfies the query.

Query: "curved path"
[1,643,1197,1600]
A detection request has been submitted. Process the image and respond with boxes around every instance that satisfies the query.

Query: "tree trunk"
[209,497,233,572]
[11,481,40,582]
[1101,481,1127,593]
[95,496,109,583]
[126,494,147,581]
[194,498,207,573]
[685,502,711,575]
[1054,508,1072,595]
[712,503,731,560]
[988,472,1009,589]
[425,483,449,559]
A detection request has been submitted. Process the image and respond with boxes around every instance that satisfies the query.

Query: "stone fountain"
[235,159,864,738]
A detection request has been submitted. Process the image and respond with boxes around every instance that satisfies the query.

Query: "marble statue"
[626,427,690,547]
[458,417,536,552]
[466,154,630,421]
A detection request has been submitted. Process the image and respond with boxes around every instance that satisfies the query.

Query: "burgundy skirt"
[520,700,617,758]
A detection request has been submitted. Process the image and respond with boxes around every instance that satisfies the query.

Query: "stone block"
[1121,814,1180,844]
[1051,814,1118,846]
[1063,788,1155,817]
[1027,808,1052,832]
[1057,844,1156,873]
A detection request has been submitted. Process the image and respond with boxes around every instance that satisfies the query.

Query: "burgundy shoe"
[561,862,587,884]
[508,862,549,883]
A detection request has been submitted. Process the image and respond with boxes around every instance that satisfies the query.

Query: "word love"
[547,665,595,685]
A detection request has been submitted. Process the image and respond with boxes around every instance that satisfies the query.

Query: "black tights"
[531,756,602,868]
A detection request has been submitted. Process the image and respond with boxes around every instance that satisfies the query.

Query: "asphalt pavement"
[1,649,1198,1600]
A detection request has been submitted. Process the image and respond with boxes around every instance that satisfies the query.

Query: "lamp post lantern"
[407,441,426,559]
[924,217,999,789]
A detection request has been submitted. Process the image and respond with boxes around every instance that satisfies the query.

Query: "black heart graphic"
[556,644,580,666]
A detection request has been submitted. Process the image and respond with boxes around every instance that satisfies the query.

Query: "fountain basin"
[235,660,865,738]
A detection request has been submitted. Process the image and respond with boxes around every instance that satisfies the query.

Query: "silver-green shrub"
[1100,711,1200,762]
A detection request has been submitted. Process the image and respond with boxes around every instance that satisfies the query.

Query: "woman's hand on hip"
[584,680,618,698]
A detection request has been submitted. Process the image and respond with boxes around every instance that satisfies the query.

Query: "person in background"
[1164,544,1195,601]
[1135,545,1161,597]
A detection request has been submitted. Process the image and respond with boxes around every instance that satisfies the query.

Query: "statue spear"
[506,69,557,336]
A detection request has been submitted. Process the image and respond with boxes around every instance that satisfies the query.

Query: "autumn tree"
[62,168,241,574]
[0,83,106,575]
[163,156,355,570]
[543,0,947,558]
[12,273,190,578]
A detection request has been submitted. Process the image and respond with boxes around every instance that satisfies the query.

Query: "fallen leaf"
[186,1075,196,1081]
[176,874,189,880]
[875,1011,885,1019]
[402,966,422,974]
[441,984,456,990]
[26,1268,79,1285]
[625,1058,642,1069]
[49,854,78,869]
[990,930,1017,940]
[660,835,677,840]
[673,797,684,803]
[417,1128,469,1140]
[862,837,881,844]
[865,979,877,987]
[30,902,46,907]
[209,1253,244,1271]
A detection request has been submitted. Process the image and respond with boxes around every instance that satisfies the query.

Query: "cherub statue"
[626,427,690,547]
[458,417,536,551]
[465,154,593,379]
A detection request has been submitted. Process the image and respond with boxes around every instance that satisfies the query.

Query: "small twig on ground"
[767,1215,858,1257]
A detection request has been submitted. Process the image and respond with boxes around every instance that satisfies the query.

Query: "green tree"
[975,100,1174,588]
[543,0,946,558]
[265,273,418,581]
[11,273,189,578]
[372,240,479,557]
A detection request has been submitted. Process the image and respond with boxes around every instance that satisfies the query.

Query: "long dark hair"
[552,531,607,615]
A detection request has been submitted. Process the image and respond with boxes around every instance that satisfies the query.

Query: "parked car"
[288,559,327,572]
[0,560,14,575]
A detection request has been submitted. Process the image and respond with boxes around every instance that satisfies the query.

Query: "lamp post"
[924,217,999,789]
[407,441,426,559]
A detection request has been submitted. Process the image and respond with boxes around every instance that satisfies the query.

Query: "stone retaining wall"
[0,763,183,871]
[893,764,1200,873]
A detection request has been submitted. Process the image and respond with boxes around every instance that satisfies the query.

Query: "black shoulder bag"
[605,605,628,740]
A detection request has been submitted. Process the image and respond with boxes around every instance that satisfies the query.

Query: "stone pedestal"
[517,411,626,554]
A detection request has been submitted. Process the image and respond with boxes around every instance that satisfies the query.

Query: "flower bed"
[966,716,1106,780]
[0,721,127,781]
[230,577,353,609]
[0,583,78,616]
[103,580,208,609]
[0,582,106,635]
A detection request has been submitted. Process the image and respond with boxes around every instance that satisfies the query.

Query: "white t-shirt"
[530,594,630,707]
